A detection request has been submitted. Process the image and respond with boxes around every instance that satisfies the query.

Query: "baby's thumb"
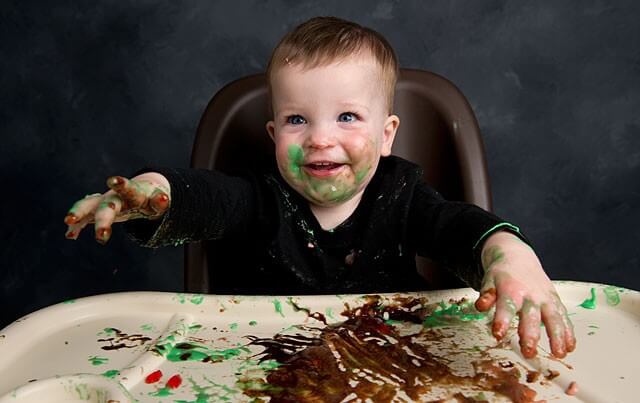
[475,276,497,312]
[149,190,170,216]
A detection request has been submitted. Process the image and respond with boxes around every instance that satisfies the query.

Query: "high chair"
[185,69,492,293]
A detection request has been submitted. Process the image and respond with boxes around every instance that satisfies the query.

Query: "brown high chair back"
[185,69,493,293]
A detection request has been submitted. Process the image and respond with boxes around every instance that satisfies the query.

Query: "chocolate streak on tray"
[244,296,537,402]
[97,327,152,351]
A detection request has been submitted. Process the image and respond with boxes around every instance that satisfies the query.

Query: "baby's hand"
[64,172,170,244]
[474,231,576,359]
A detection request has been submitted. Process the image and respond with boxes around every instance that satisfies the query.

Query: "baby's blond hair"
[266,16,399,114]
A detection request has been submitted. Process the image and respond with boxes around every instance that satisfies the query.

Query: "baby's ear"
[266,121,276,142]
[381,114,400,156]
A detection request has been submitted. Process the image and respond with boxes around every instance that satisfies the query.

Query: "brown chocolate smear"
[242,296,537,402]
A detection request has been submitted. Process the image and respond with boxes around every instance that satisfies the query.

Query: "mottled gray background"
[1,0,639,328]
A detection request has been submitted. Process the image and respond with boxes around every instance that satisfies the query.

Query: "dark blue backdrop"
[2,0,639,328]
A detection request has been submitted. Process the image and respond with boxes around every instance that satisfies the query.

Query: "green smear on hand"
[249,320,257,326]
[88,355,109,366]
[423,301,487,328]
[272,299,285,317]
[603,286,621,306]
[579,288,597,309]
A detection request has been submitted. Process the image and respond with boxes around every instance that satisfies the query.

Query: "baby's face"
[266,54,399,207]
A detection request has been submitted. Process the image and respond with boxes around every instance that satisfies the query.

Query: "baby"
[64,16,575,359]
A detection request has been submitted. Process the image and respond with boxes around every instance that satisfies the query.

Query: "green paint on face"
[149,387,173,397]
[62,299,75,304]
[287,145,304,179]
[229,323,238,331]
[355,167,369,184]
[175,293,187,304]
[423,301,488,328]
[603,286,621,306]
[188,324,203,333]
[249,320,257,326]
[579,288,597,309]
[191,294,205,305]
[88,355,109,366]
[141,323,154,331]
[101,369,120,378]
[587,331,596,336]
[272,299,285,317]
[588,324,599,329]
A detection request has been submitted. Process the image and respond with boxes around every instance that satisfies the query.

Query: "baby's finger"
[492,294,519,340]
[518,300,542,358]
[475,288,497,312]
[93,194,123,244]
[65,216,92,240]
[149,190,170,215]
[107,176,146,210]
[64,193,103,225]
[554,294,577,353]
[541,303,567,358]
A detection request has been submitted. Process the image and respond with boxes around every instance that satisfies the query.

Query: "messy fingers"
[64,193,103,225]
[475,288,497,312]
[492,294,519,340]
[518,300,542,358]
[541,302,567,358]
[93,194,123,244]
[554,293,577,353]
[149,189,171,216]
[107,176,146,210]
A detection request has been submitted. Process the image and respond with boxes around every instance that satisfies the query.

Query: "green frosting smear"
[603,286,621,306]
[423,301,487,328]
[88,355,109,366]
[287,145,304,179]
[579,287,597,309]
[153,339,249,363]
[101,369,120,378]
[272,299,285,317]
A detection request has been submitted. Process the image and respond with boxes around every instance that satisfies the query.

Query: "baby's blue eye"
[287,115,306,125]
[338,112,357,123]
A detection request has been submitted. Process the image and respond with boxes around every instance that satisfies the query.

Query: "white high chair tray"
[0,281,637,402]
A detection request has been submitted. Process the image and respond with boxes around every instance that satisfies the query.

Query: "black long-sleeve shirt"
[126,156,524,294]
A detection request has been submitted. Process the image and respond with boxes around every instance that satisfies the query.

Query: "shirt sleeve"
[124,167,261,248]
[408,181,529,290]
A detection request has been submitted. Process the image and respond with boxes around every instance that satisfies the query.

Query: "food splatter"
[88,355,109,366]
[145,369,163,384]
[603,286,621,306]
[579,288,597,309]
[240,296,538,402]
[101,369,120,378]
[167,374,183,389]
[97,327,152,350]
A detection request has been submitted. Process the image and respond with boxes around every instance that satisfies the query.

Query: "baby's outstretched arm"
[64,172,171,244]
[474,231,576,359]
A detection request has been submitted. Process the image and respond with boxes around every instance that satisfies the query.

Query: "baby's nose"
[306,125,336,148]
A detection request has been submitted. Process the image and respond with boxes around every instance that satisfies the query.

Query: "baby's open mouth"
[305,162,344,170]
[303,161,346,177]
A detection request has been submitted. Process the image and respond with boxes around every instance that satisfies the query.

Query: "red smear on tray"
[145,369,162,384]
